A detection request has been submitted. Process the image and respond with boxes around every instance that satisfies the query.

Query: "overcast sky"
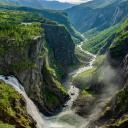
[47,0,92,4]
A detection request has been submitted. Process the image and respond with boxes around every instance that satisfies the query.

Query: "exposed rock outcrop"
[41,23,78,66]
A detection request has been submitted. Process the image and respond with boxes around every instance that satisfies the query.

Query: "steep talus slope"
[0,81,37,128]
[0,10,77,116]
[0,4,83,44]
[0,0,43,8]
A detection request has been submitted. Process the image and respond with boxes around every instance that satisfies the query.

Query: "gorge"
[0,39,96,128]
[1,0,128,128]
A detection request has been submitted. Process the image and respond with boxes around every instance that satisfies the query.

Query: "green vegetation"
[82,23,121,54]
[72,48,106,90]
[109,18,128,60]
[44,90,59,104]
[58,85,68,95]
[114,30,128,43]
[83,28,100,39]
[72,67,96,89]
[0,82,34,127]
[0,10,47,70]
[93,55,106,67]
[0,70,7,75]
[0,122,15,128]
[75,68,96,79]
[0,9,68,112]
[117,88,128,111]
[81,90,92,96]
[106,107,111,111]
[107,117,128,128]
[44,41,63,79]
[75,47,92,65]
[0,4,83,44]
[42,41,68,96]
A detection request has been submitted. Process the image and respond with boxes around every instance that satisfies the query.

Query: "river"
[0,40,96,128]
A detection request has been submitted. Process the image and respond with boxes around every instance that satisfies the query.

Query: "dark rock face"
[0,28,75,116]
[41,23,78,66]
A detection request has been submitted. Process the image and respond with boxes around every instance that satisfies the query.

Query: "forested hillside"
[0,4,83,44]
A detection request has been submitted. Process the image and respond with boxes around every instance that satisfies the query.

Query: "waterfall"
[0,75,68,128]
[0,75,45,128]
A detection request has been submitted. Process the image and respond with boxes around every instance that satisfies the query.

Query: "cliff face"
[0,21,78,116]
[41,23,78,66]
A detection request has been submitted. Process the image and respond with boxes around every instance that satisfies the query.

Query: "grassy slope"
[82,23,121,54]
[72,54,105,89]
[0,122,15,128]
[75,47,92,65]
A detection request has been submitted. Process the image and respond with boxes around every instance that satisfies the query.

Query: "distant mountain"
[0,0,43,8]
[37,0,76,10]
[66,0,126,34]
[66,0,128,54]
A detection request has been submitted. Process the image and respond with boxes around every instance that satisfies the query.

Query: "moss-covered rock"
[0,80,36,128]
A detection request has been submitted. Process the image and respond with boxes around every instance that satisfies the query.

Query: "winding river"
[0,40,96,128]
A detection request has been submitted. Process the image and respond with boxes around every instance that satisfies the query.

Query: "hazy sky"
[47,0,92,4]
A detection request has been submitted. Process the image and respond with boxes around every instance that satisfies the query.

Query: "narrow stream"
[44,41,96,128]
[0,40,96,128]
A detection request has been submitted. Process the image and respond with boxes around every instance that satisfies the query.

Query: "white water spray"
[0,75,45,128]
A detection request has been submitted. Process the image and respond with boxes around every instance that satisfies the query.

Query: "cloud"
[46,0,92,4]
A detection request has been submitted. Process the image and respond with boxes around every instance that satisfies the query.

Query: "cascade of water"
[0,75,68,128]
[0,75,45,128]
